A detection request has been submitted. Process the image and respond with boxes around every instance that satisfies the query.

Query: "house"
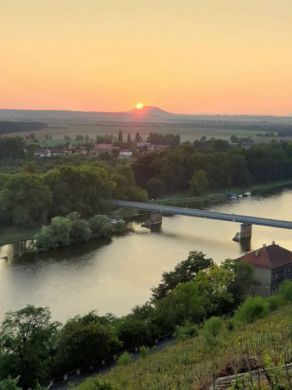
[119,150,133,159]
[95,144,114,156]
[237,242,292,296]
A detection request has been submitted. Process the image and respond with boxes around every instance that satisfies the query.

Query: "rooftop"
[237,242,292,269]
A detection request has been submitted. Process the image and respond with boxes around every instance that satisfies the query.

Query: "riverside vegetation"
[0,250,292,389]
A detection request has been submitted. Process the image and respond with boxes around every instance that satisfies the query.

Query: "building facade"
[237,242,292,297]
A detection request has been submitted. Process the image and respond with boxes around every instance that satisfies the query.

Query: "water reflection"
[1,188,292,321]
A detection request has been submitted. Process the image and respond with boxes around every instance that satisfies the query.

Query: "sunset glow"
[1,0,292,114]
[135,103,144,110]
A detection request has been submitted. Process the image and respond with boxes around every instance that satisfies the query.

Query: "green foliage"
[174,321,198,341]
[0,377,21,390]
[145,177,165,199]
[89,215,113,238]
[34,213,121,252]
[278,280,292,302]
[189,169,208,195]
[54,312,120,374]
[0,173,51,227]
[81,305,292,390]
[0,305,59,389]
[201,316,225,345]
[76,378,115,390]
[151,251,214,300]
[222,259,255,307]
[0,161,147,229]
[235,296,270,325]
[117,316,154,351]
[117,352,133,366]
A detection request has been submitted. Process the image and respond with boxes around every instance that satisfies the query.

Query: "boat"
[232,232,241,242]
[227,193,238,200]
[243,191,251,197]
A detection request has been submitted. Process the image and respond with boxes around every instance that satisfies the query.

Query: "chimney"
[272,240,276,245]
[263,243,266,247]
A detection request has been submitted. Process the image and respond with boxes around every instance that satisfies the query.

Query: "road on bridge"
[111,200,292,230]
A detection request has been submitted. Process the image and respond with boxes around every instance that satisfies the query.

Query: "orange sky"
[1,0,292,115]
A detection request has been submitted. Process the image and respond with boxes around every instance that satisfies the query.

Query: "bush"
[267,295,283,311]
[235,296,269,325]
[175,321,198,341]
[117,352,133,366]
[278,280,292,302]
[201,316,225,345]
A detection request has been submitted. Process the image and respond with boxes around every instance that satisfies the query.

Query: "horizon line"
[0,107,291,118]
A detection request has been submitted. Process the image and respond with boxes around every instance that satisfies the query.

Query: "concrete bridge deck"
[111,200,292,231]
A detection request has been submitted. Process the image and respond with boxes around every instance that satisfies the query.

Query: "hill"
[76,304,292,389]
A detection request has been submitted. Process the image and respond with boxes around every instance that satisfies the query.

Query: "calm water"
[1,189,292,322]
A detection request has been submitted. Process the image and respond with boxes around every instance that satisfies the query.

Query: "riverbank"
[1,178,292,247]
[155,178,292,207]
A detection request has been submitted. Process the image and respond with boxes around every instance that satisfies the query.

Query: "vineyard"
[77,304,292,389]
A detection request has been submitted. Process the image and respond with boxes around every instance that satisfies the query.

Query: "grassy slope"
[77,304,292,389]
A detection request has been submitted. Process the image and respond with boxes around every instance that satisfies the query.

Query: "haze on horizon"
[1,0,292,115]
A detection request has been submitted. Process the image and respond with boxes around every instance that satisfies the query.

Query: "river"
[1,189,292,322]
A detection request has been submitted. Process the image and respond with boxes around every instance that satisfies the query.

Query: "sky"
[1,0,292,115]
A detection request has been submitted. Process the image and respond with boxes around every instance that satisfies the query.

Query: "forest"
[133,139,292,197]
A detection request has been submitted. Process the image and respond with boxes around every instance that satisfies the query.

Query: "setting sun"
[135,103,144,110]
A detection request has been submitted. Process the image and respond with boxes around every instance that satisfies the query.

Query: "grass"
[156,178,292,207]
[76,304,292,389]
[0,226,39,246]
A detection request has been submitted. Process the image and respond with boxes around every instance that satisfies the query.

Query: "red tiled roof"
[237,244,292,269]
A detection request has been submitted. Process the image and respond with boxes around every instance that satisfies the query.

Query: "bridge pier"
[234,223,252,241]
[241,223,252,239]
[142,212,162,230]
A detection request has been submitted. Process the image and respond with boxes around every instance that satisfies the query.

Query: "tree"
[55,312,120,373]
[151,251,214,300]
[68,212,92,243]
[0,173,52,227]
[0,306,59,389]
[89,215,113,238]
[234,296,269,325]
[0,377,21,390]
[222,259,254,307]
[118,130,123,143]
[145,178,165,199]
[189,169,208,195]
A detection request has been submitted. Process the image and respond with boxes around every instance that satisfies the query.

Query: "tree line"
[0,163,147,228]
[133,139,292,197]
[0,121,47,134]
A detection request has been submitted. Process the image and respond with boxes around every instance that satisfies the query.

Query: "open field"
[9,121,264,143]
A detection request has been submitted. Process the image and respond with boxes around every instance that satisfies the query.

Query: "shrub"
[117,352,133,366]
[235,296,269,325]
[201,316,225,345]
[278,280,292,303]
[267,295,283,311]
[175,321,198,341]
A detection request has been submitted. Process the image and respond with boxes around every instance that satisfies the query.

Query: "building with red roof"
[237,242,292,296]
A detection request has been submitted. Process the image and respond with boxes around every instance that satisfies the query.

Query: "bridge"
[111,200,292,241]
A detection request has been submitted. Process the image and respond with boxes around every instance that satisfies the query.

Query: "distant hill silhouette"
[1,108,292,130]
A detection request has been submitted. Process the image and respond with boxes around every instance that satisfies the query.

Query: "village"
[31,130,178,159]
